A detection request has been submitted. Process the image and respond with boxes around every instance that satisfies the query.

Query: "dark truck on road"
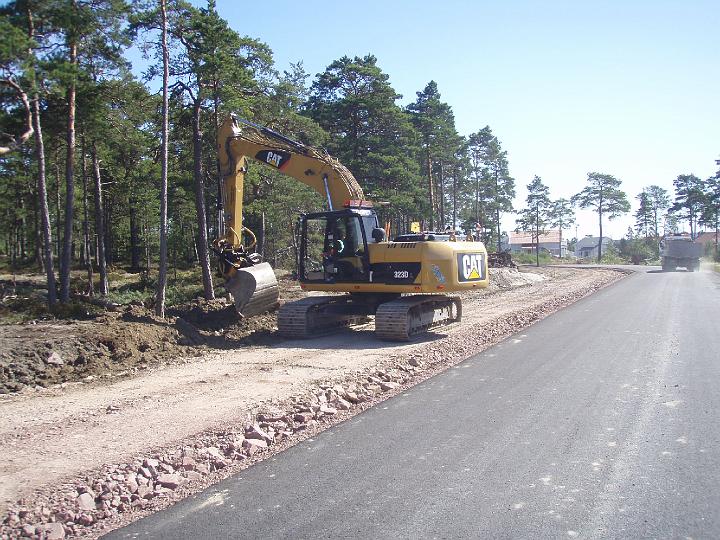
[660,235,702,272]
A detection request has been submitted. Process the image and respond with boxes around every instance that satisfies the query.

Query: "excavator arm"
[213,114,365,316]
[217,114,364,245]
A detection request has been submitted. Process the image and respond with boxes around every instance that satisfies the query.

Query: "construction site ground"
[0,266,625,539]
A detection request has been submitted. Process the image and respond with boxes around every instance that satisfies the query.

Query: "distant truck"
[660,235,702,272]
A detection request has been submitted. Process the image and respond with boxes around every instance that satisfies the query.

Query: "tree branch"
[0,79,34,155]
[170,80,196,102]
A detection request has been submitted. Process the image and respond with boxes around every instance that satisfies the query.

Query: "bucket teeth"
[224,262,279,317]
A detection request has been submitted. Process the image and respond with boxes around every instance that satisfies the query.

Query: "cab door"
[300,213,370,283]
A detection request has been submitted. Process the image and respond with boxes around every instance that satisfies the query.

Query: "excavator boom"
[215,114,364,316]
[218,115,364,232]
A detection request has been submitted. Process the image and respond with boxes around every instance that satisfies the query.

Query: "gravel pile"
[488,267,546,289]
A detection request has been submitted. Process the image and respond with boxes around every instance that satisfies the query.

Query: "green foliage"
[4,3,531,319]
[594,241,623,264]
[618,228,658,264]
[572,172,630,218]
[105,267,205,306]
[306,55,423,223]
[572,172,630,261]
[512,251,554,265]
[462,127,515,248]
[645,185,670,236]
[406,80,464,228]
[515,175,552,266]
[670,174,705,238]
[549,198,574,231]
[634,191,652,238]
[700,173,720,242]
[0,16,33,68]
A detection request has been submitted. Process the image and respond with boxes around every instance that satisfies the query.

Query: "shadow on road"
[646,269,694,274]
[274,325,447,351]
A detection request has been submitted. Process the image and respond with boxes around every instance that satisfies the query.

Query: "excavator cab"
[300,208,378,283]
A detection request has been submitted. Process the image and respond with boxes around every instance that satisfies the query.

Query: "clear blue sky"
[199,0,720,239]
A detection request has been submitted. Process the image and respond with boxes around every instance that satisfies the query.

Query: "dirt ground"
[0,276,307,394]
[0,266,625,538]
[0,269,543,395]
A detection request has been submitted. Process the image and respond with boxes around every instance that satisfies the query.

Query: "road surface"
[106,267,720,539]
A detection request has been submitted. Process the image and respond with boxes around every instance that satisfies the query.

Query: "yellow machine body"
[215,114,489,337]
[300,240,489,294]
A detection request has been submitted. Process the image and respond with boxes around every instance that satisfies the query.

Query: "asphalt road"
[106,267,720,539]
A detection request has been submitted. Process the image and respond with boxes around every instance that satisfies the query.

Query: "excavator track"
[374,295,462,341]
[277,296,365,339]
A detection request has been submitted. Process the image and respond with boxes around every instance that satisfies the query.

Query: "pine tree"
[700,170,720,258]
[0,1,57,306]
[306,55,422,229]
[644,185,670,238]
[516,176,551,267]
[465,127,514,250]
[572,172,630,262]
[46,0,130,302]
[407,81,462,229]
[162,0,273,300]
[634,190,653,238]
[670,174,705,239]
[157,0,169,317]
[548,198,575,257]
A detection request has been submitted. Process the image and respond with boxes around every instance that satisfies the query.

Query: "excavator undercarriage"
[277,293,462,341]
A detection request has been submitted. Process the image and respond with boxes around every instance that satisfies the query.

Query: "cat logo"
[457,253,485,282]
[255,150,290,170]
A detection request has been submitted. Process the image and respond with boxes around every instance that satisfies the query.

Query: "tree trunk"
[129,200,141,272]
[189,223,199,263]
[156,0,170,317]
[474,170,480,225]
[33,185,42,268]
[257,211,266,259]
[438,161,445,228]
[598,208,604,263]
[191,97,215,300]
[18,194,26,260]
[426,145,434,230]
[495,171,502,253]
[59,36,78,303]
[535,205,540,267]
[92,144,108,295]
[80,144,87,266]
[452,168,457,231]
[144,219,151,276]
[213,87,225,239]
[81,136,94,295]
[653,207,659,239]
[54,151,61,259]
[104,201,113,267]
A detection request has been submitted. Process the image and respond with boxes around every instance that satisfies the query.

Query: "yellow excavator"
[213,114,489,340]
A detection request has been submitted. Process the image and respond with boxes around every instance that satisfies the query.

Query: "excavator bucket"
[224,262,280,317]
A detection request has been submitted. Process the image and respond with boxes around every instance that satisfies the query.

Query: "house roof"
[509,230,562,244]
[695,232,717,244]
[575,236,613,250]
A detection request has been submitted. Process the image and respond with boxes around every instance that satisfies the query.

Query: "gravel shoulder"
[0,267,625,538]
